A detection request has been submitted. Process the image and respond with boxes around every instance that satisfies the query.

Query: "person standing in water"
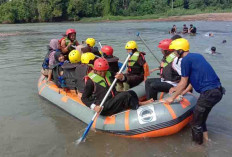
[169,25,177,34]
[182,24,188,34]
[164,38,225,145]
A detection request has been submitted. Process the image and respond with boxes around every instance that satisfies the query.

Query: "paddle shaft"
[80,53,131,141]
[136,33,161,64]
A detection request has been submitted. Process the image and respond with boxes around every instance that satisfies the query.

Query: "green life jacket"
[88,71,112,88]
[128,51,140,67]
[163,52,176,67]
[65,37,77,51]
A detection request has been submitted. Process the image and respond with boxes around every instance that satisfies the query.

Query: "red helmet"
[94,58,109,71]
[101,45,113,56]
[66,29,76,35]
[158,39,173,51]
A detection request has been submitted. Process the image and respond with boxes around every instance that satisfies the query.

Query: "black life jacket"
[127,51,144,75]
[42,46,51,69]
[52,63,64,88]
[104,55,119,74]
[62,63,90,92]
[87,71,116,105]
[161,62,181,83]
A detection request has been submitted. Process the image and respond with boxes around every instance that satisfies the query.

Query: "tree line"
[0,0,232,23]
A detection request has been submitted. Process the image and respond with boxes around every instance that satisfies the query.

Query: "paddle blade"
[75,120,94,145]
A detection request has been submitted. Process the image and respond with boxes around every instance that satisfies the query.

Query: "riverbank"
[79,12,232,23]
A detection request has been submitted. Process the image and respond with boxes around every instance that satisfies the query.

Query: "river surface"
[0,21,232,157]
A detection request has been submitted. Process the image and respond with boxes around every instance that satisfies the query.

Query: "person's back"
[181,53,221,93]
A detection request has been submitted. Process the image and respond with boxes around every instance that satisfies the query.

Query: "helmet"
[101,45,113,56]
[158,39,173,51]
[66,29,76,36]
[125,41,138,50]
[86,38,96,47]
[69,50,81,63]
[94,58,109,71]
[169,38,190,51]
[81,52,95,64]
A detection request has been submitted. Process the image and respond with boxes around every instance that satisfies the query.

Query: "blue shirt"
[181,53,221,93]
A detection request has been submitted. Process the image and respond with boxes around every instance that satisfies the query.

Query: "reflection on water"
[0,21,232,157]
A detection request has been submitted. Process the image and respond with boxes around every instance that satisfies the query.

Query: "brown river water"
[0,21,232,157]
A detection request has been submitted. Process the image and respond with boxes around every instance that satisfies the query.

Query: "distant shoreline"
[97,13,232,23]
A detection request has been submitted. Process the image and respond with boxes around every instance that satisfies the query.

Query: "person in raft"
[115,41,149,91]
[60,29,79,55]
[141,38,182,105]
[164,38,225,145]
[83,38,102,57]
[81,58,139,116]
[101,45,119,75]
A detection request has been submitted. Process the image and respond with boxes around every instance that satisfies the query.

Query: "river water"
[0,21,232,157]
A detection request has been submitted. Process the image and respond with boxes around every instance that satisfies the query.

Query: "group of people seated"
[41,29,224,145]
[169,24,197,35]
[41,28,190,116]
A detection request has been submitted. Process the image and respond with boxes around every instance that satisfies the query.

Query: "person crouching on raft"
[81,58,139,116]
[60,29,79,54]
[115,41,149,91]
[164,38,225,145]
[141,39,182,105]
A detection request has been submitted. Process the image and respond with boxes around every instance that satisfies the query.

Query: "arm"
[60,39,72,54]
[181,84,192,95]
[165,76,189,103]
[81,79,95,107]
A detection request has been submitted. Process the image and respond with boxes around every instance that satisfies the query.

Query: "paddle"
[136,32,161,64]
[75,52,132,144]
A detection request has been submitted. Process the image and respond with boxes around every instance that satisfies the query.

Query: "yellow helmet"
[81,52,95,64]
[69,50,81,63]
[86,38,96,47]
[125,41,138,50]
[169,38,190,51]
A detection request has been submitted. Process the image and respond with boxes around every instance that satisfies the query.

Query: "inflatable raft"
[38,75,197,138]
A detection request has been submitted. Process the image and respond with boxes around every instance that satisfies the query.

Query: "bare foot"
[139,98,154,106]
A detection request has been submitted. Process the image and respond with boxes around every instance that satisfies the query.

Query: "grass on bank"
[79,8,232,23]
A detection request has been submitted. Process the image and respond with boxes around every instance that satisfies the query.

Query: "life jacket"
[87,71,115,105]
[59,37,77,51]
[104,55,119,74]
[127,52,144,75]
[161,52,181,82]
[41,46,53,69]
[62,63,90,92]
[52,62,64,88]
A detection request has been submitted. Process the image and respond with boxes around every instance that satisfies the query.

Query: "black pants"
[125,73,144,88]
[101,91,139,116]
[145,78,174,100]
[191,87,223,144]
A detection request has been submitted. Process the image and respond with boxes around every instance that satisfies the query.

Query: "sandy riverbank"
[117,13,232,22]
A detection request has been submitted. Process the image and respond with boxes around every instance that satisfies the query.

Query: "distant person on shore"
[189,24,197,35]
[169,25,177,34]
[182,24,188,34]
